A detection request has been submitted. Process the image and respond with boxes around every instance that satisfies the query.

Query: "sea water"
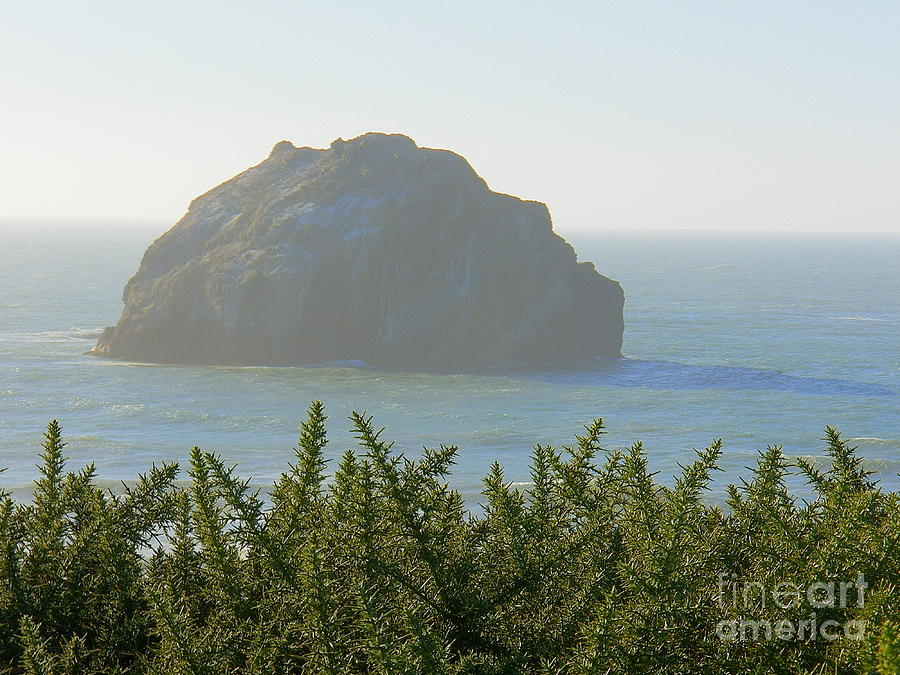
[1,222,897,503]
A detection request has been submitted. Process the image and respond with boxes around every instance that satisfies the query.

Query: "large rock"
[93,133,624,369]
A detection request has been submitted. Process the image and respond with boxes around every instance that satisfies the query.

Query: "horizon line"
[1,215,897,236]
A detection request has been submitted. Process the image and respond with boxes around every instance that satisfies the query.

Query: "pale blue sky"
[2,1,898,232]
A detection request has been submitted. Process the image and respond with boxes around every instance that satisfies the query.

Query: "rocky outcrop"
[93,133,624,369]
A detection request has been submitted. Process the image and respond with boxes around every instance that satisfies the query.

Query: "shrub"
[0,404,897,673]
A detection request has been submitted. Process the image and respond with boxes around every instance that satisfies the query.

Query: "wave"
[84,355,897,399]
[94,359,375,372]
[0,328,104,343]
[516,358,897,397]
[834,316,892,323]
[848,437,899,448]
[72,329,104,340]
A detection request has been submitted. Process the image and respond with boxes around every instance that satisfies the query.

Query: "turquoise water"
[1,222,897,502]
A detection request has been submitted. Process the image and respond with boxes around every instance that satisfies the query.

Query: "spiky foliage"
[0,406,897,674]
[0,420,178,672]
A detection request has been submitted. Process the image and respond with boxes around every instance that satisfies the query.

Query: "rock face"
[93,133,624,369]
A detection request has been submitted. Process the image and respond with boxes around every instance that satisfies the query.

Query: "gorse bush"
[0,402,898,674]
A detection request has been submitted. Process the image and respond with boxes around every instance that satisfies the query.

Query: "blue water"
[1,222,897,502]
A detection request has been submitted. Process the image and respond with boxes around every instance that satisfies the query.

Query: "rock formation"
[93,133,624,369]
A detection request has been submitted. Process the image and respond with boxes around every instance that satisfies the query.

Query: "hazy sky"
[2,1,898,232]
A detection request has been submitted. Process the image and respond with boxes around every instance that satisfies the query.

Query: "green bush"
[0,402,897,673]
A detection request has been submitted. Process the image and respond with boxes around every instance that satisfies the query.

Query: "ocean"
[1,222,898,503]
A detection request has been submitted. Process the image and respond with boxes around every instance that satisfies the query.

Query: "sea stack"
[93,133,624,369]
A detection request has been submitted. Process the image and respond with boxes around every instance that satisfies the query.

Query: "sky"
[1,1,898,233]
